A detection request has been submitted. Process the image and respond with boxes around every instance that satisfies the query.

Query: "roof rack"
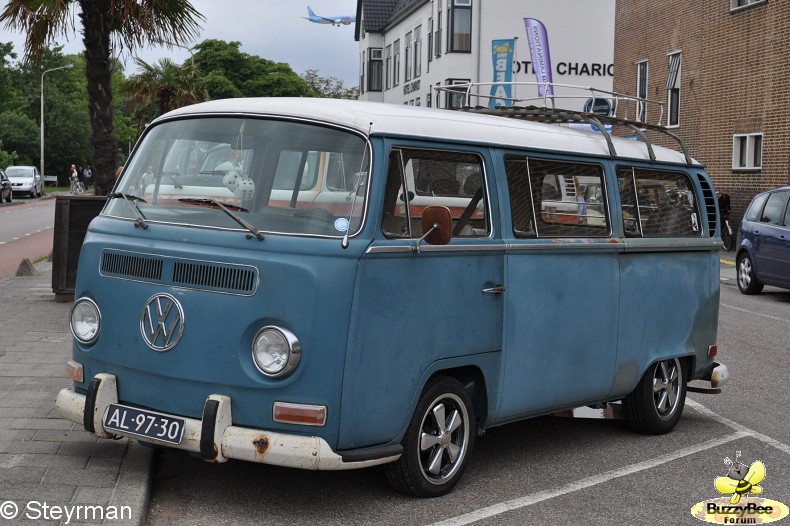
[434,82,694,166]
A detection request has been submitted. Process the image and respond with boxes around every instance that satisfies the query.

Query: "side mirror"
[413,206,452,253]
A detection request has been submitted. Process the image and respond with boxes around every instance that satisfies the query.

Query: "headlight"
[252,326,301,378]
[70,298,101,344]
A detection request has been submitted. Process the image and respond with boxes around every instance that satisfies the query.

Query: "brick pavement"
[0,262,152,526]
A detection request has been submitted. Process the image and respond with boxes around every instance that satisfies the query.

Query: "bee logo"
[714,451,765,504]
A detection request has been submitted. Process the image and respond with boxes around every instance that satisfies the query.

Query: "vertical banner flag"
[524,18,554,99]
[490,39,515,108]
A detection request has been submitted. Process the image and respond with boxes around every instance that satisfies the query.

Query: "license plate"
[103,403,185,445]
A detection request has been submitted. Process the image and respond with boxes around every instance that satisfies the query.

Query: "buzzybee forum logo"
[690,451,789,524]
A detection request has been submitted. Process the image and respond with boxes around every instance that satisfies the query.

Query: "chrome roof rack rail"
[434,82,694,166]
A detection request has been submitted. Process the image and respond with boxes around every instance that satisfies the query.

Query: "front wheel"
[385,376,475,497]
[737,252,764,295]
[623,358,686,435]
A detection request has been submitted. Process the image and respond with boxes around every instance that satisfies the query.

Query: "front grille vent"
[101,251,163,281]
[172,261,256,294]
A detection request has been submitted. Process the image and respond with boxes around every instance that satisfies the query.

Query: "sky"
[0,0,360,86]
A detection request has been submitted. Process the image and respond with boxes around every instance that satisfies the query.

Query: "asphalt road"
[0,198,55,278]
[146,268,790,526]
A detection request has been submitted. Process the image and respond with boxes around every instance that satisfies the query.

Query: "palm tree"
[124,57,208,130]
[0,0,204,194]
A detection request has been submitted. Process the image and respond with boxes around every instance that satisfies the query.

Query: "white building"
[355,0,615,110]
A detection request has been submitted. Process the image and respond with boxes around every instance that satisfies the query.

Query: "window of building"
[367,48,383,92]
[382,148,489,239]
[445,79,470,109]
[448,0,472,53]
[405,32,413,82]
[360,50,365,95]
[427,18,434,67]
[636,60,648,122]
[505,156,609,238]
[385,45,392,90]
[665,52,681,127]
[435,2,443,57]
[732,133,763,170]
[617,167,700,238]
[730,0,766,11]
[414,25,422,78]
[393,39,401,87]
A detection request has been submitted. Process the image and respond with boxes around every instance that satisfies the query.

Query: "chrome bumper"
[56,373,401,470]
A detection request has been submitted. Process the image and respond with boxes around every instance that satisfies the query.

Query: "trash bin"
[52,195,106,302]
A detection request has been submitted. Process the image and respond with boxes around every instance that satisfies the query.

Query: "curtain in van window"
[505,156,609,238]
[617,167,700,238]
[382,148,488,239]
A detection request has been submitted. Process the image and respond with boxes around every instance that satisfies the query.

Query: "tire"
[385,376,475,497]
[721,227,733,251]
[623,358,686,435]
[737,252,764,295]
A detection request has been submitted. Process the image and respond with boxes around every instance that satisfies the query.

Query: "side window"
[744,193,768,222]
[618,167,700,237]
[759,191,788,226]
[382,148,488,239]
[505,156,609,237]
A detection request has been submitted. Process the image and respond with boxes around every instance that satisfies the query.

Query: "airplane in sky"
[303,6,356,27]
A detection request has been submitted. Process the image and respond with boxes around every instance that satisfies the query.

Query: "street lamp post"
[40,64,74,182]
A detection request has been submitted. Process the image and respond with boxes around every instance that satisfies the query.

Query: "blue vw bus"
[57,97,728,497]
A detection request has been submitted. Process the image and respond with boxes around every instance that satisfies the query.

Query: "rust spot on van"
[253,435,269,457]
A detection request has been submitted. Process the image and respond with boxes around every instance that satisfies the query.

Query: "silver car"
[6,165,44,198]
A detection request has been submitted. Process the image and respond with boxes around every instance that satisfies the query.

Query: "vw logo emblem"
[140,293,185,351]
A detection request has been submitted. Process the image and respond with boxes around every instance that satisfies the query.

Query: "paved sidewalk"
[0,262,152,526]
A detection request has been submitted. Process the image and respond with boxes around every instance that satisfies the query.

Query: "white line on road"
[721,303,790,324]
[427,399,790,526]
[426,432,749,526]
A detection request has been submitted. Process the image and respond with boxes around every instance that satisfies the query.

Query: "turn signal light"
[273,402,326,426]
[66,360,84,383]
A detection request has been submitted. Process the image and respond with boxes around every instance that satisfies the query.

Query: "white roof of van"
[161,98,696,165]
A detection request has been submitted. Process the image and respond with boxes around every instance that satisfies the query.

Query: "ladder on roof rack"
[434,82,694,166]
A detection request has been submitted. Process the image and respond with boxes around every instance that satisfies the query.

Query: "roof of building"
[160,98,697,166]
[357,0,424,32]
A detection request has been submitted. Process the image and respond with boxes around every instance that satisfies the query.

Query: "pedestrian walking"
[83,165,92,188]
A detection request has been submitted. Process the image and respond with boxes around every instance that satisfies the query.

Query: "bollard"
[15,257,38,277]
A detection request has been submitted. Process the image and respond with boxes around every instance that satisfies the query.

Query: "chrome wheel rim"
[418,393,470,486]
[738,257,753,290]
[653,359,682,420]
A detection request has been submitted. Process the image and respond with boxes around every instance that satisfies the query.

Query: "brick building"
[613,0,790,225]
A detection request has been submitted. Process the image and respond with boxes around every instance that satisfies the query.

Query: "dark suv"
[736,186,790,294]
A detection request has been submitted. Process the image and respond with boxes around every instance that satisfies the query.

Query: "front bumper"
[56,373,401,470]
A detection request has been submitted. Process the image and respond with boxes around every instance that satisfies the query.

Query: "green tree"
[302,69,359,100]
[193,39,316,100]
[0,110,37,163]
[0,41,22,114]
[0,0,204,194]
[123,57,208,129]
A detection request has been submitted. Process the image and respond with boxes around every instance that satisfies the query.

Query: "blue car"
[736,186,790,294]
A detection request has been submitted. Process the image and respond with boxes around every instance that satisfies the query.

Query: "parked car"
[0,169,12,203]
[6,165,43,198]
[736,186,790,294]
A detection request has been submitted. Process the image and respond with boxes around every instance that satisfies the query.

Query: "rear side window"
[382,148,488,239]
[759,191,788,226]
[744,193,768,222]
[505,156,609,237]
[617,167,700,237]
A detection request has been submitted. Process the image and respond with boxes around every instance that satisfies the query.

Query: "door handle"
[482,285,506,294]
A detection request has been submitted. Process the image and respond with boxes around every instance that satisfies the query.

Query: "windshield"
[6,167,34,178]
[106,117,370,238]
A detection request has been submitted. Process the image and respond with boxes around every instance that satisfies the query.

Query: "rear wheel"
[385,376,475,497]
[721,226,733,251]
[737,252,763,295]
[623,358,686,435]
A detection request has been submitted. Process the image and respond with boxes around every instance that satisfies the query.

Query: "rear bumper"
[688,362,729,394]
[56,373,401,470]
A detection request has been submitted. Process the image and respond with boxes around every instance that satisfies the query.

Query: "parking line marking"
[686,399,790,456]
[721,303,790,325]
[426,431,749,526]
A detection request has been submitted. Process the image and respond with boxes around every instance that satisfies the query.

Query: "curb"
[107,441,156,526]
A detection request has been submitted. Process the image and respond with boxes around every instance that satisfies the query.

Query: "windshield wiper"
[178,198,264,241]
[109,192,148,229]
